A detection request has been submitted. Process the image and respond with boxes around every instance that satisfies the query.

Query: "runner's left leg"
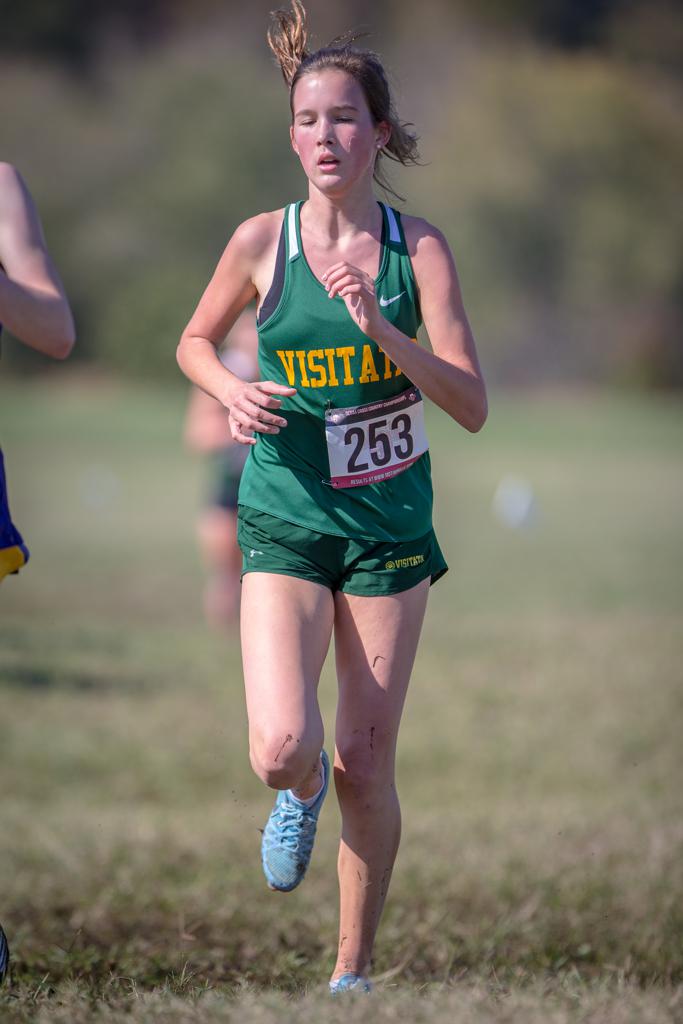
[331,579,430,983]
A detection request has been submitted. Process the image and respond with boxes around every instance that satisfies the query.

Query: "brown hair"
[267,0,420,201]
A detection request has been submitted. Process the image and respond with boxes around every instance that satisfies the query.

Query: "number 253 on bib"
[325,386,429,489]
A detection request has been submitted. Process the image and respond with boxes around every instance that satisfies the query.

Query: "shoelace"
[274,802,317,852]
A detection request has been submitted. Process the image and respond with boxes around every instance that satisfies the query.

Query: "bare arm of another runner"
[0,163,75,359]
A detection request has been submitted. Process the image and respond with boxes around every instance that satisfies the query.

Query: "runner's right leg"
[241,572,334,790]
[241,572,335,889]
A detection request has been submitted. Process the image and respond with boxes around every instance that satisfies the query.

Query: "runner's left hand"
[322,262,382,339]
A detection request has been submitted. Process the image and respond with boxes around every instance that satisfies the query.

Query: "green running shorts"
[237,505,448,597]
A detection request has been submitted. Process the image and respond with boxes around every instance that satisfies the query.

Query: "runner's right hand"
[224,380,296,445]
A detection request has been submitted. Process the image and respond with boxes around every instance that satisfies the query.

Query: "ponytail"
[267,0,309,88]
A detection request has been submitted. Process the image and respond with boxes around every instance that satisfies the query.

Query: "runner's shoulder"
[400,214,452,262]
[230,209,285,264]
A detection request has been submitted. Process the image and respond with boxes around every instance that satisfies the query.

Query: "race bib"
[325,385,428,489]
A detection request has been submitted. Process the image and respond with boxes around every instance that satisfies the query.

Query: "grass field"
[1,376,682,1023]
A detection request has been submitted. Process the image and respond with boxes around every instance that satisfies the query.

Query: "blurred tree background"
[1,0,681,387]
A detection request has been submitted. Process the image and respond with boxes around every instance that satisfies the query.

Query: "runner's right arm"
[177,215,295,445]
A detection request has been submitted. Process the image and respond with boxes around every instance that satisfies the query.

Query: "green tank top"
[238,199,434,541]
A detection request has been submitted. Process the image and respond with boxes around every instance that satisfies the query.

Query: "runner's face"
[290,70,388,194]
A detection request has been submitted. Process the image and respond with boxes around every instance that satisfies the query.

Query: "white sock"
[289,759,325,808]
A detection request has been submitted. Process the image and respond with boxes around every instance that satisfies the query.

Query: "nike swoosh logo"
[379,291,405,307]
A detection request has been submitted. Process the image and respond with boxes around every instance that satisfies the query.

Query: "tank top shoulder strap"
[378,202,421,324]
[379,202,405,253]
[285,201,302,262]
[376,200,409,254]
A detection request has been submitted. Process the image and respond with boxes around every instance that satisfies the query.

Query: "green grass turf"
[1,376,682,1021]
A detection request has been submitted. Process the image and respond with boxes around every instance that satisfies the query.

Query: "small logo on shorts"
[385,554,424,570]
[249,549,264,558]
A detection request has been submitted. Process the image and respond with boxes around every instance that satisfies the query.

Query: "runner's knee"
[334,729,395,799]
[249,729,322,790]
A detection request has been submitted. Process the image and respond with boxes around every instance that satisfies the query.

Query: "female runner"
[177,0,486,993]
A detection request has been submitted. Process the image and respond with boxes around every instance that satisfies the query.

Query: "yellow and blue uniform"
[1,319,29,580]
[0,449,29,581]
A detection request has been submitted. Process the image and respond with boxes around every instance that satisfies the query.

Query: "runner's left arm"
[323,218,486,433]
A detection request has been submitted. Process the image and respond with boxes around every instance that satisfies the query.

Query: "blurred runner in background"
[183,310,258,627]
[0,161,75,573]
[0,162,75,584]
[0,161,75,984]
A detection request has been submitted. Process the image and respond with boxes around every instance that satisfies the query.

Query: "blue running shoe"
[329,972,373,994]
[0,924,9,984]
[261,750,330,892]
